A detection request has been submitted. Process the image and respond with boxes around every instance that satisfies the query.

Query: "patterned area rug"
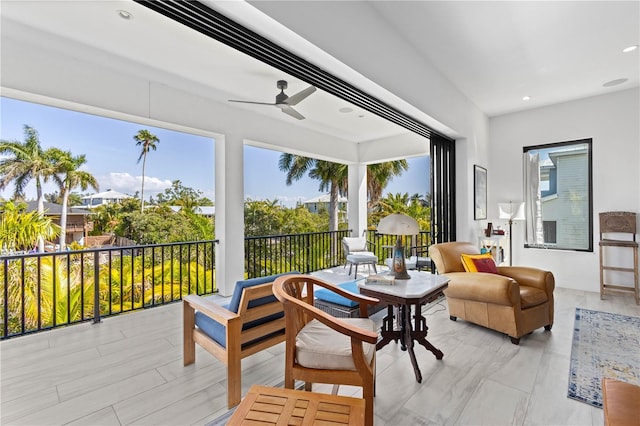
[568,308,640,407]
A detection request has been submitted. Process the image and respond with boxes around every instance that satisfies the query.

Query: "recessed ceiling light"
[117,10,132,20]
[339,107,353,113]
[603,78,628,87]
[522,96,531,101]
[622,45,638,53]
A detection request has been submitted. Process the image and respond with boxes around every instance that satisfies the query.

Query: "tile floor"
[1,270,638,425]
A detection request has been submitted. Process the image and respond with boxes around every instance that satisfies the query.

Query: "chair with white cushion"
[273,274,379,426]
[342,237,378,277]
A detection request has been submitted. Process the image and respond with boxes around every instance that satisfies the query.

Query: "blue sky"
[0,97,429,207]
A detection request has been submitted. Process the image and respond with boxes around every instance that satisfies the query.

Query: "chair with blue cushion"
[183,272,297,408]
[314,279,386,318]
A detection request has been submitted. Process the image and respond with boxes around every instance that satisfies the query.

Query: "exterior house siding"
[544,152,589,249]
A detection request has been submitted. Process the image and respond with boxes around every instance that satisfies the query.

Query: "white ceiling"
[1,0,638,143]
[250,0,640,117]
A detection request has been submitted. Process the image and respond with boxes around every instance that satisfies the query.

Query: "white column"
[348,164,368,237]
[215,135,245,296]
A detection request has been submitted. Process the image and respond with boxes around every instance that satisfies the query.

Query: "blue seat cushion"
[314,280,362,307]
[194,271,298,348]
[195,309,227,347]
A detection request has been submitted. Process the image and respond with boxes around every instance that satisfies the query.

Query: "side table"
[358,270,449,383]
[227,385,365,425]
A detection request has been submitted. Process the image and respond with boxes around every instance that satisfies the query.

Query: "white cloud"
[98,172,172,198]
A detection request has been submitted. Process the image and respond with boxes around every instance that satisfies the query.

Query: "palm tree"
[91,203,121,234]
[279,154,347,231]
[0,201,60,252]
[367,160,409,209]
[133,129,159,213]
[51,149,99,250]
[279,154,409,231]
[0,125,62,251]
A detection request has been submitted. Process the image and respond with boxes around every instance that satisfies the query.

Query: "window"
[523,139,592,252]
[542,221,557,244]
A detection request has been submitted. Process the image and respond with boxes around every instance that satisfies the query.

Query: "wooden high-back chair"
[599,212,639,304]
[273,274,379,426]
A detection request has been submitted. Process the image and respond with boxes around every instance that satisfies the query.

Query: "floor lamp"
[498,201,525,266]
[377,213,420,279]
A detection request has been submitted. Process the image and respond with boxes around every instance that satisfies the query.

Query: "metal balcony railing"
[245,230,352,278]
[1,240,217,339]
[2,229,432,339]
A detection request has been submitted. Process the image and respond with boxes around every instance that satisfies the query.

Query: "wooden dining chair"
[273,274,379,426]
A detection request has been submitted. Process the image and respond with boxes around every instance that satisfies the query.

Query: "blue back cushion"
[227,271,298,313]
[314,280,363,307]
[194,271,298,348]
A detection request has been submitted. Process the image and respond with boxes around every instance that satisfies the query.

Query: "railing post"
[93,250,101,324]
[305,233,311,273]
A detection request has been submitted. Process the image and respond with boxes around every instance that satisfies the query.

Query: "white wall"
[489,88,640,291]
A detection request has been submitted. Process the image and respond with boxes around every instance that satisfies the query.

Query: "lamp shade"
[498,202,525,221]
[377,213,420,235]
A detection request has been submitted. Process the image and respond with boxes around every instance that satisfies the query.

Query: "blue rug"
[568,308,640,407]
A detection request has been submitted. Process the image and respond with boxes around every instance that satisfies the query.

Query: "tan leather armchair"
[429,242,555,344]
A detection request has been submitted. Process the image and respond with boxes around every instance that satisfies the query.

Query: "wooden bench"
[183,272,297,409]
[228,384,365,425]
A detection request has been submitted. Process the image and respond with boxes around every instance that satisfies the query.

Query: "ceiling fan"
[228,80,316,120]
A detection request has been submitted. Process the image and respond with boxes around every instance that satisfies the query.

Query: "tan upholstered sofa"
[429,241,555,344]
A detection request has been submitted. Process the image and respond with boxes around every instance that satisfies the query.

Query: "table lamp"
[498,201,525,266]
[377,213,420,279]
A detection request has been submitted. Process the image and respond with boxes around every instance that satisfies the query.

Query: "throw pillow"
[460,253,499,274]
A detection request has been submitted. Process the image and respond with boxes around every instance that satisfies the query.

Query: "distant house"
[168,205,215,217]
[80,189,132,209]
[539,145,589,248]
[303,194,348,214]
[26,202,93,246]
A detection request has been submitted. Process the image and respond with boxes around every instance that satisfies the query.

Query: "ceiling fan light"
[117,10,132,20]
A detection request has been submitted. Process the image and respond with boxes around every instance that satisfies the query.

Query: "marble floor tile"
[0,284,634,425]
[454,378,529,425]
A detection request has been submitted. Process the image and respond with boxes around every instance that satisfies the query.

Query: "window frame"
[523,138,593,252]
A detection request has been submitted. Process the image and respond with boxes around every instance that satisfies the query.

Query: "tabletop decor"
[377,213,420,279]
[568,308,640,407]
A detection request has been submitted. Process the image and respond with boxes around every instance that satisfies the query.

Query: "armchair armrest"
[183,294,239,326]
[442,272,519,306]
[497,267,555,295]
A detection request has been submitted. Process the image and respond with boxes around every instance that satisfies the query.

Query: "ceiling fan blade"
[280,105,305,120]
[283,86,316,106]
[228,99,276,106]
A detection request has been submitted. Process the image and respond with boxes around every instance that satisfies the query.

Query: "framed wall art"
[474,165,487,220]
